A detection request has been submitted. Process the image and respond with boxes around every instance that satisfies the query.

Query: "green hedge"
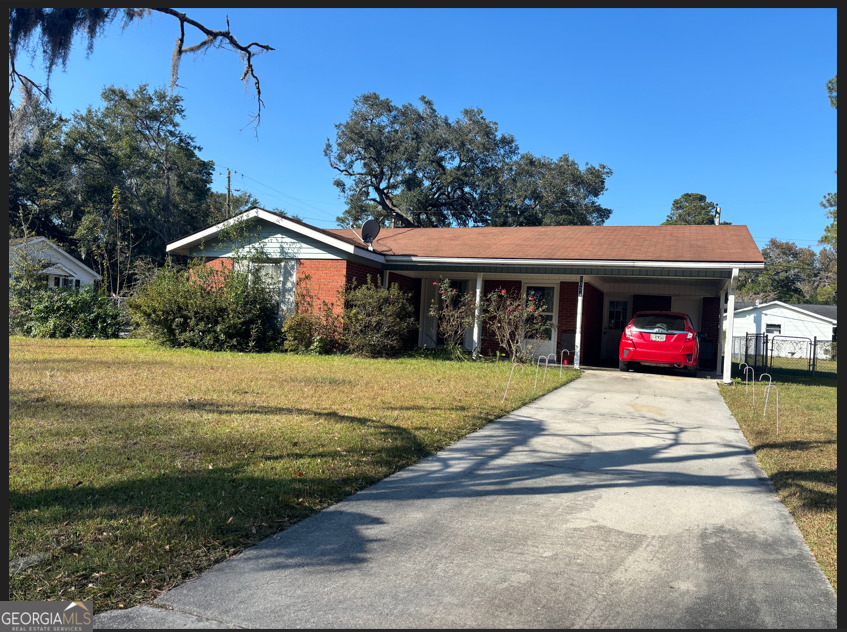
[127,261,282,352]
[10,285,125,339]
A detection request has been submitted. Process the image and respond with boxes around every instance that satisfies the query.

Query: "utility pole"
[226,168,231,219]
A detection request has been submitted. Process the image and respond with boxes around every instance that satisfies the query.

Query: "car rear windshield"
[632,314,687,332]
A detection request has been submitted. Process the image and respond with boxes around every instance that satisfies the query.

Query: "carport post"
[717,289,726,378]
[722,268,739,383]
[472,273,483,358]
[574,276,584,369]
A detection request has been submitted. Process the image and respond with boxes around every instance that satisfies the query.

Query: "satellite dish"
[361,219,381,245]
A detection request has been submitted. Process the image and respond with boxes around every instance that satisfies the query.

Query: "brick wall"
[296,259,348,313]
[195,256,233,289]
[701,297,720,341]
[345,260,382,289]
[699,296,721,370]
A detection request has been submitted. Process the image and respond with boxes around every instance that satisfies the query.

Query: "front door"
[602,298,629,361]
[524,284,557,360]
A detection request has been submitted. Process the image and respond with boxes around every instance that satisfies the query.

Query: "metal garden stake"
[503,362,524,404]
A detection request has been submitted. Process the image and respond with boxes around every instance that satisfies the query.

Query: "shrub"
[482,287,550,362]
[343,276,415,357]
[11,285,125,339]
[281,274,342,354]
[429,278,477,359]
[127,258,282,352]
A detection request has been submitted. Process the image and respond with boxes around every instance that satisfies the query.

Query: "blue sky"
[12,8,837,250]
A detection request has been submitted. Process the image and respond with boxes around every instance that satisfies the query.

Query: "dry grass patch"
[719,370,836,593]
[9,337,581,611]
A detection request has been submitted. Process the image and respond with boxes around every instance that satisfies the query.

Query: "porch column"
[382,270,389,288]
[716,289,726,378]
[722,268,739,383]
[472,273,483,358]
[574,276,584,369]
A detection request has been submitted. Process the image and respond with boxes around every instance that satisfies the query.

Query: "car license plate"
[650,333,666,341]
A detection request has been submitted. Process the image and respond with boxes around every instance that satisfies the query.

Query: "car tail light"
[686,332,694,341]
[623,326,633,340]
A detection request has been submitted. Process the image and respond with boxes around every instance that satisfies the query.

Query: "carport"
[370,224,762,382]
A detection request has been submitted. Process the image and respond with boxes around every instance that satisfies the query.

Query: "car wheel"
[619,360,629,372]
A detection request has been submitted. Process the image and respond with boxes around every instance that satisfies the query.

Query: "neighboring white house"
[725,300,837,359]
[9,237,101,288]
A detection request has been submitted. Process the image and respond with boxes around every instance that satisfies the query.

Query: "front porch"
[384,265,736,377]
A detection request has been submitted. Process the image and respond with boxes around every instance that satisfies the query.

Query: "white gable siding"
[187,223,343,260]
[729,304,835,340]
[9,239,100,286]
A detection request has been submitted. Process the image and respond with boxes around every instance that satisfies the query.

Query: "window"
[608,301,628,329]
[235,259,297,316]
[526,285,555,340]
[633,314,687,333]
[765,323,781,334]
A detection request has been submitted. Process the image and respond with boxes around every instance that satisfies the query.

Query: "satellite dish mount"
[361,219,381,251]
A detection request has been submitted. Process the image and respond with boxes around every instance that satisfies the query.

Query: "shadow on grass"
[12,408,776,573]
[767,469,838,511]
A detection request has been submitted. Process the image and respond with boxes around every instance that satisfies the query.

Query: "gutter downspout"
[472,273,483,358]
[574,276,584,369]
[722,268,739,383]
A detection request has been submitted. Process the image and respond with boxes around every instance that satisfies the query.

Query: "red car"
[619,311,701,376]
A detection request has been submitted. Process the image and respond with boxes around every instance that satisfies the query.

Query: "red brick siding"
[701,297,720,341]
[195,256,234,289]
[296,259,348,313]
[699,296,721,371]
[345,260,382,289]
[386,271,421,318]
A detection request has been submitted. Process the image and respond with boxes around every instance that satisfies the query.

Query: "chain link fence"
[732,333,836,380]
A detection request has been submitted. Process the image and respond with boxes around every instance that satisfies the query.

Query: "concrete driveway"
[95,369,837,629]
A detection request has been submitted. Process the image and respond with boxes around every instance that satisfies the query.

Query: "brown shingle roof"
[325,225,763,263]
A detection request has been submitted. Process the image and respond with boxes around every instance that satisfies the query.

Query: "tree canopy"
[8,8,273,128]
[661,192,729,225]
[736,238,826,305]
[326,93,613,228]
[9,86,251,295]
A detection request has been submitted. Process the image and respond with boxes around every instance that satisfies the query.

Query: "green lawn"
[719,367,837,593]
[9,337,581,611]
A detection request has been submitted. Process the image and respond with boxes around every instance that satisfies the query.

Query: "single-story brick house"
[165,208,764,382]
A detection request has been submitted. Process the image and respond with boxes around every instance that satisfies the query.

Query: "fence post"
[812,336,817,376]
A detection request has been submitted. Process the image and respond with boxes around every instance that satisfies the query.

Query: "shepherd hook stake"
[560,348,570,377]
[503,362,524,404]
[534,355,546,390]
[763,385,780,434]
[743,366,755,404]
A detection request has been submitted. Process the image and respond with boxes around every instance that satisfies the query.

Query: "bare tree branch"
[8,8,274,131]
